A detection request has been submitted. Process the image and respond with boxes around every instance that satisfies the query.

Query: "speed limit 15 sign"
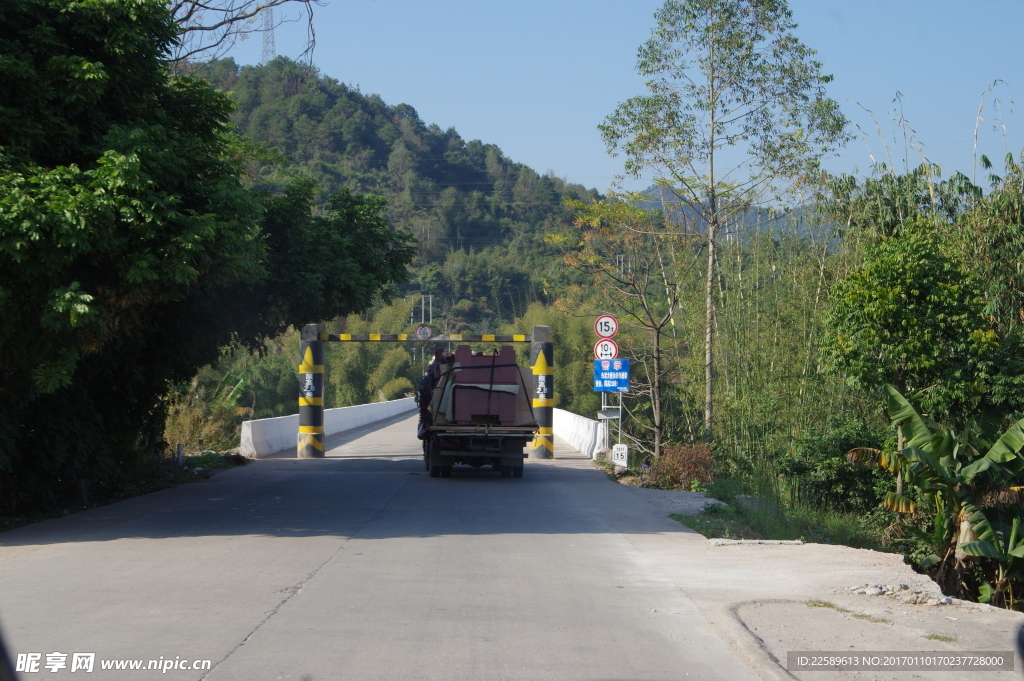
[595,315,618,338]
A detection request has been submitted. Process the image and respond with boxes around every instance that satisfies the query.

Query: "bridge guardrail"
[553,408,603,459]
[241,397,416,458]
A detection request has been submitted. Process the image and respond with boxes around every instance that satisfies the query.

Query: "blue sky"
[224,0,1024,193]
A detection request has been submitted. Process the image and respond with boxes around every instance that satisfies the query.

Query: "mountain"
[200,58,600,319]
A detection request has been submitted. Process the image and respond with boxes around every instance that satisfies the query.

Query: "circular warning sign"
[414,324,432,340]
[594,338,619,360]
[595,315,618,338]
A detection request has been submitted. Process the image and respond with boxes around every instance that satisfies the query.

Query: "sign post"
[594,314,627,463]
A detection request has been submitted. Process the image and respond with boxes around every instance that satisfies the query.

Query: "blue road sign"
[593,358,630,392]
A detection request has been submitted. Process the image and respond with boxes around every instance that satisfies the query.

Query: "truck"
[416,345,537,478]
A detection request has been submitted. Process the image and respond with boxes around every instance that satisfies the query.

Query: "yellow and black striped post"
[529,325,554,459]
[298,324,325,458]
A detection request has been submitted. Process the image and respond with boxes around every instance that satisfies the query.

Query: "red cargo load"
[451,346,519,425]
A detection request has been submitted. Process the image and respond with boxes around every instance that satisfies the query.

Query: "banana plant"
[848,385,1024,599]
[961,507,1024,608]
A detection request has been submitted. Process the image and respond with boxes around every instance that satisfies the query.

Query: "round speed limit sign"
[594,338,619,360]
[414,324,432,340]
[595,314,618,338]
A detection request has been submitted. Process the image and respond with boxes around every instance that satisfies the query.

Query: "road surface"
[0,412,758,680]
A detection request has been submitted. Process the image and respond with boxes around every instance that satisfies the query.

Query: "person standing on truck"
[416,348,452,439]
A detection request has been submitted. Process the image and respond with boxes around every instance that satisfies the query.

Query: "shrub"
[776,418,891,513]
[640,444,714,491]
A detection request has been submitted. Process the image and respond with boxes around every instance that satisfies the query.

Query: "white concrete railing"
[240,397,417,458]
[553,408,604,459]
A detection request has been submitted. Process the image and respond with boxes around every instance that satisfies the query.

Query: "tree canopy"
[600,0,849,440]
[0,0,415,511]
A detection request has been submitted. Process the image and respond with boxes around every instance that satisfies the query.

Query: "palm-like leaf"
[885,385,932,448]
[881,491,915,513]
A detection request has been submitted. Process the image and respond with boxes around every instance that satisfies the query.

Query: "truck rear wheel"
[429,462,442,478]
[425,435,438,472]
[512,465,524,478]
[440,465,452,478]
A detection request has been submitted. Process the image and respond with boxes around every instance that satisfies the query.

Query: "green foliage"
[850,385,1024,603]
[324,298,424,408]
[0,0,415,513]
[198,57,599,299]
[601,0,848,189]
[671,504,893,551]
[777,418,891,513]
[562,196,681,454]
[600,0,849,443]
[637,444,714,490]
[821,223,994,424]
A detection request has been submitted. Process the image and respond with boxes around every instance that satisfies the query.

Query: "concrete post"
[298,324,325,458]
[529,325,553,459]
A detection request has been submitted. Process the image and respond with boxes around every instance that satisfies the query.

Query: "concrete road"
[0,413,758,681]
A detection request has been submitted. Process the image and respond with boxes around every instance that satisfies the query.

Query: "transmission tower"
[261,6,275,65]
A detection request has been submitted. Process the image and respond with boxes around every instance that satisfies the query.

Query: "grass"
[671,497,894,551]
[807,600,890,623]
[0,451,246,535]
[924,634,957,642]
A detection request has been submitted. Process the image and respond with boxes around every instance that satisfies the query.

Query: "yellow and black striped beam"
[318,333,531,343]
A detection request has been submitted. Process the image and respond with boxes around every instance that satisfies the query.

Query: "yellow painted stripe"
[369,333,380,341]
[531,436,554,450]
[450,334,463,341]
[299,425,324,434]
[298,397,323,406]
[482,334,495,341]
[532,398,554,408]
[513,334,526,342]
[398,334,408,341]
[538,427,553,435]
[341,334,352,340]
[319,334,328,340]
[298,434,325,451]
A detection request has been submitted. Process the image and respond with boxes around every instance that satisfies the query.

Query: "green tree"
[820,223,996,426]
[562,196,687,456]
[0,0,415,511]
[600,0,848,441]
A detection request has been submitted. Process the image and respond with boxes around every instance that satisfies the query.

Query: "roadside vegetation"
[5,0,1024,611]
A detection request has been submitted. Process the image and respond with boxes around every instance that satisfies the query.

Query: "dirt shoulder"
[617,484,1024,681]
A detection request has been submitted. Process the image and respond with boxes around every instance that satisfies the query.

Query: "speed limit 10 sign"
[595,315,618,338]
[594,338,619,360]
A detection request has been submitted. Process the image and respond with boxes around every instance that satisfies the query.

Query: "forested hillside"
[201,57,598,320]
